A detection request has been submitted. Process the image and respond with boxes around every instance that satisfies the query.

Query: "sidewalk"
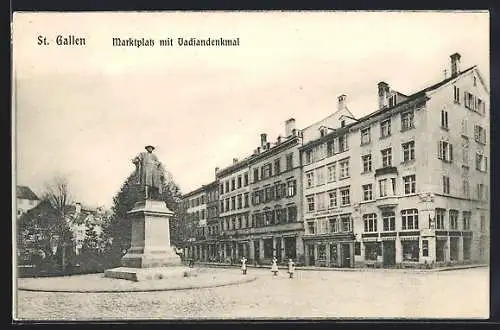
[194,261,488,273]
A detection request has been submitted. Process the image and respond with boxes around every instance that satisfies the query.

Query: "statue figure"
[132,145,165,200]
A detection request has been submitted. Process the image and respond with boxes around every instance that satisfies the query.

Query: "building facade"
[179,52,489,269]
[182,186,208,261]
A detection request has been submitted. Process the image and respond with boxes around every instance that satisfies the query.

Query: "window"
[307,221,315,234]
[231,196,236,210]
[340,187,350,206]
[463,180,470,198]
[361,127,371,145]
[341,215,351,232]
[474,125,487,144]
[464,92,485,114]
[364,242,378,261]
[320,127,328,137]
[329,217,339,233]
[327,140,335,157]
[438,141,453,162]
[443,176,450,194]
[401,209,419,230]
[379,178,395,197]
[305,150,312,165]
[441,110,449,129]
[449,210,459,230]
[274,159,281,175]
[389,94,397,107]
[339,159,349,178]
[363,214,377,232]
[403,175,416,195]
[288,205,297,222]
[286,153,293,170]
[435,208,445,229]
[237,195,242,209]
[262,164,272,179]
[220,200,224,213]
[237,176,242,188]
[306,171,314,188]
[253,169,259,182]
[231,179,236,191]
[381,148,392,167]
[480,213,486,232]
[316,192,326,210]
[453,85,460,103]
[402,241,419,262]
[328,190,337,208]
[382,211,395,231]
[287,180,297,197]
[313,144,326,162]
[463,211,471,230]
[339,135,348,152]
[402,141,415,162]
[462,140,469,165]
[461,119,468,136]
[341,120,346,128]
[477,183,486,201]
[307,196,315,212]
[362,154,372,173]
[327,163,336,182]
[401,111,415,131]
[316,166,325,186]
[362,184,373,201]
[225,198,230,211]
[380,119,391,138]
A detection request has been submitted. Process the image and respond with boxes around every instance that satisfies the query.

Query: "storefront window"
[330,244,338,265]
[318,244,326,260]
[264,239,273,258]
[364,242,378,261]
[401,240,419,261]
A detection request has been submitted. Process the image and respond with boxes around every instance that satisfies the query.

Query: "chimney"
[285,118,296,137]
[260,133,267,147]
[277,135,282,144]
[450,52,461,77]
[215,167,220,174]
[378,81,390,109]
[337,94,347,112]
[232,158,238,164]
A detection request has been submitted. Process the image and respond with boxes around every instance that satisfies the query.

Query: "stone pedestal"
[105,200,187,281]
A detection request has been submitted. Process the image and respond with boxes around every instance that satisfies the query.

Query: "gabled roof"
[16,185,39,200]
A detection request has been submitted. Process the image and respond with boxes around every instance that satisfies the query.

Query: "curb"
[195,262,488,273]
[18,275,257,293]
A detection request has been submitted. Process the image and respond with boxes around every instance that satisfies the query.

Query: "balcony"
[376,196,399,209]
[375,166,398,177]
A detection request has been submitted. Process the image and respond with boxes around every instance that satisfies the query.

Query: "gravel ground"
[14,267,489,320]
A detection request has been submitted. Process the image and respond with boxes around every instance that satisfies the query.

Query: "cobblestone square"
[15,267,489,320]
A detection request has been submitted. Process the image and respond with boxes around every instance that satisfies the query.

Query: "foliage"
[106,168,186,264]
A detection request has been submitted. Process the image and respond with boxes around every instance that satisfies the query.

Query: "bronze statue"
[132,145,165,200]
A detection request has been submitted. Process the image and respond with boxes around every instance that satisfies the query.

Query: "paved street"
[15,267,489,320]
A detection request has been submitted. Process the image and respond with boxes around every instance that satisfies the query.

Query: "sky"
[13,11,489,209]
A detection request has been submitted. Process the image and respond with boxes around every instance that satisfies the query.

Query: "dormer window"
[320,127,328,137]
[341,120,346,128]
[388,94,397,107]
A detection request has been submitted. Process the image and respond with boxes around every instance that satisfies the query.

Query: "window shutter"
[485,156,488,172]
[438,141,442,160]
[449,144,453,162]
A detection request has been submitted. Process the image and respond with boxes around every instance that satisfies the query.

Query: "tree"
[105,169,186,265]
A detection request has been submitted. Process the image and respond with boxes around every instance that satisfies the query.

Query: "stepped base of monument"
[120,250,183,268]
[104,266,193,282]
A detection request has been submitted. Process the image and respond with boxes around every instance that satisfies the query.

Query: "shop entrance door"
[383,241,396,267]
[341,243,351,268]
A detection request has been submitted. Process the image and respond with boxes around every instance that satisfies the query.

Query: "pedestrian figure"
[241,256,247,275]
[271,256,279,276]
[287,258,295,279]
[189,258,194,268]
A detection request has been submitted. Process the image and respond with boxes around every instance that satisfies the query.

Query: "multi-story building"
[182,186,208,261]
[300,95,359,267]
[204,180,220,261]
[300,52,489,268]
[16,185,40,218]
[244,119,304,265]
[216,157,252,263]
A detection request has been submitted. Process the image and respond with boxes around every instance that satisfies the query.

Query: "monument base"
[104,266,193,282]
[120,247,183,268]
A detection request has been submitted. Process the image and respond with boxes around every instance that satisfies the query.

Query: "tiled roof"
[16,186,39,200]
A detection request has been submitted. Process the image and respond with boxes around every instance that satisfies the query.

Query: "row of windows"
[306,214,352,234]
[219,173,249,195]
[453,86,487,115]
[252,153,295,183]
[359,111,415,146]
[219,193,250,213]
[304,134,349,165]
[220,205,298,231]
[306,187,351,212]
[305,159,349,188]
[434,209,472,230]
[252,180,297,205]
